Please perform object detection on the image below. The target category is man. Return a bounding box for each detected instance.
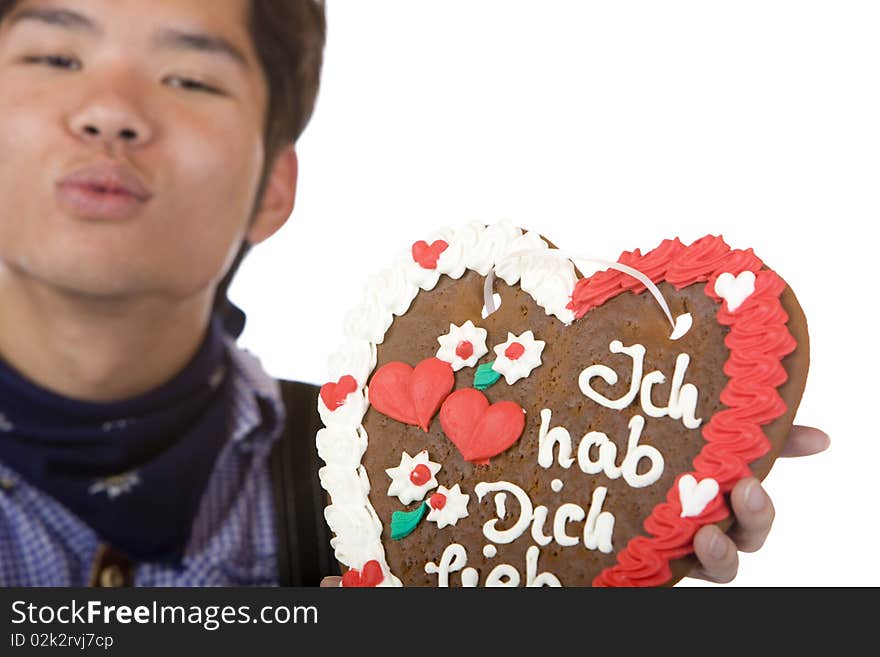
[0,0,328,586]
[0,0,828,587]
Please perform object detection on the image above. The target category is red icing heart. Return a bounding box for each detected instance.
[368,357,454,431]
[439,388,526,464]
[411,240,449,270]
[341,560,383,587]
[320,375,358,410]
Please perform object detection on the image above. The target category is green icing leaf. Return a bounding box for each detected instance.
[474,360,502,390]
[391,502,429,540]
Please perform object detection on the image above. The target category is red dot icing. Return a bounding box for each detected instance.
[429,493,447,510]
[504,342,526,360]
[456,340,474,360]
[409,464,432,486]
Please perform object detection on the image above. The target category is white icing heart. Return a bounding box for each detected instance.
[678,474,719,518]
[714,271,756,312]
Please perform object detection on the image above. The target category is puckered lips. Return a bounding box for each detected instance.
[55,159,153,221]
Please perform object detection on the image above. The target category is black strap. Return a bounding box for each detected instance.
[269,380,339,586]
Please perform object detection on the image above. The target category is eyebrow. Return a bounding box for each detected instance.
[7,7,251,71]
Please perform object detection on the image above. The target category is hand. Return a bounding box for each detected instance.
[688,424,830,583]
[320,576,342,587]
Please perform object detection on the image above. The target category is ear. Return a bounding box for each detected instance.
[246,144,298,245]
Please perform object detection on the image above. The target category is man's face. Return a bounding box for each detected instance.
[0,0,269,302]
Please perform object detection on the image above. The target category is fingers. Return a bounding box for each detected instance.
[727,478,775,552]
[320,576,342,588]
[691,525,739,583]
[780,425,830,458]
[689,478,775,583]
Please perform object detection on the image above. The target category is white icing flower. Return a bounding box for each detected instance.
[426,484,470,529]
[385,450,441,505]
[491,330,546,385]
[436,320,489,371]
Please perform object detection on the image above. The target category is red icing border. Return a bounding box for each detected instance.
[566,235,796,587]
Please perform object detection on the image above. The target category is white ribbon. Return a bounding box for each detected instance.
[483,248,692,341]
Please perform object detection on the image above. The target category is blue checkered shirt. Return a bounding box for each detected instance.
[0,338,286,586]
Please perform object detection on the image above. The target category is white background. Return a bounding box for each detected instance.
[230,1,880,586]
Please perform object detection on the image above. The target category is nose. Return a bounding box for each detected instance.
[67,88,154,151]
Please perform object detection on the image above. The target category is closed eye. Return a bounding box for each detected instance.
[22,54,224,95]
[23,54,79,70]
[164,75,223,95]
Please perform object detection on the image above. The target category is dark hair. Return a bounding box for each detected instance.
[216,0,326,318]
[0,0,327,317]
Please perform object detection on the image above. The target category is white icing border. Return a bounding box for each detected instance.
[318,220,578,586]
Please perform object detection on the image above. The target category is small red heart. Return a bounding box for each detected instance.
[411,240,449,270]
[439,388,525,464]
[368,357,454,431]
[341,560,384,587]
[320,375,358,411]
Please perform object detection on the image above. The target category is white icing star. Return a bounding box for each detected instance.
[425,484,470,529]
[385,450,441,505]
[436,320,489,371]
[491,330,546,385]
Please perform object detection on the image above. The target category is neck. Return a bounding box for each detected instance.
[0,269,215,403]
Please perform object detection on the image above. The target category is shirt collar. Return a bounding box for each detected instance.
[221,333,285,445]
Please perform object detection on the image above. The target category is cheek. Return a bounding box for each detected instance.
[0,68,75,137]
[0,102,56,242]
[159,117,264,272]
[169,117,263,220]
[0,83,55,184]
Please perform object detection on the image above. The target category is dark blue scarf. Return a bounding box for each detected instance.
[0,301,247,565]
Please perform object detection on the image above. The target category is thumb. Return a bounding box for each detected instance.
[320,576,342,588]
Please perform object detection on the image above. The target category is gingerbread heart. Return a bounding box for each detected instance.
[318,221,809,588]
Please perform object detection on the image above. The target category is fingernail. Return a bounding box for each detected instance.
[709,531,727,560]
[745,480,768,512]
